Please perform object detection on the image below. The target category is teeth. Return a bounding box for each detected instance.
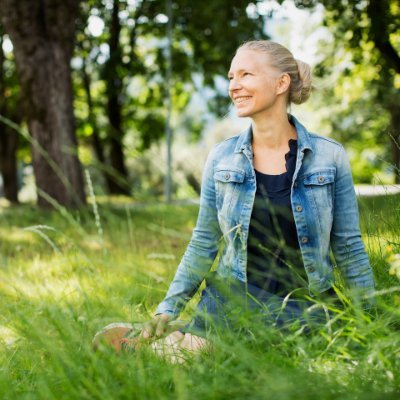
[235,96,251,103]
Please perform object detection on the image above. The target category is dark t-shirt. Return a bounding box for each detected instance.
[246,139,308,295]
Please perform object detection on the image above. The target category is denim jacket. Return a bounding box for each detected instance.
[156,114,375,317]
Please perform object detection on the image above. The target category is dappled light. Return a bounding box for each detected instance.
[0,196,399,397]
[0,0,399,398]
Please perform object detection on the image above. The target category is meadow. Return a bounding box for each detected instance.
[0,193,399,399]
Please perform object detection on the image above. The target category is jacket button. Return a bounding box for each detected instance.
[224,173,230,180]
[318,176,325,183]
[308,266,316,273]
[295,205,302,212]
[301,236,308,243]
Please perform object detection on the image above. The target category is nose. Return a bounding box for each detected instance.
[229,77,242,92]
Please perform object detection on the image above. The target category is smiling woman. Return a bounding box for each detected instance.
[228,41,312,118]
[228,52,284,118]
[94,40,376,362]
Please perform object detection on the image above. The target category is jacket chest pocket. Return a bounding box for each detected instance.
[214,167,245,217]
[303,169,335,210]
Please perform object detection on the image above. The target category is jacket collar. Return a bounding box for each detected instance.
[233,114,314,154]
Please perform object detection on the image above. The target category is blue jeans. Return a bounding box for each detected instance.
[181,272,336,338]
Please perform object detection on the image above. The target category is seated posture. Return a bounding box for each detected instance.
[93,40,375,361]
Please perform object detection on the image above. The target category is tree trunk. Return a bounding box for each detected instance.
[0,29,19,203]
[0,130,19,203]
[0,0,86,209]
[367,0,400,74]
[389,104,400,184]
[80,60,110,180]
[104,0,130,195]
[393,141,400,184]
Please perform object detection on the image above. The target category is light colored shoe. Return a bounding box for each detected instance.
[92,320,188,354]
[92,322,141,353]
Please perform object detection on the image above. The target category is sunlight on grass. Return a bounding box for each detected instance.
[0,325,19,347]
[0,196,399,399]
[0,229,37,244]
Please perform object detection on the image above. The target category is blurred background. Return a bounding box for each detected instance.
[0,0,399,208]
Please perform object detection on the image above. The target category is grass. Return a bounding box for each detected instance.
[0,194,399,399]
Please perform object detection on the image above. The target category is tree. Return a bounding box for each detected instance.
[102,0,136,194]
[0,28,20,203]
[141,0,267,114]
[291,0,400,182]
[72,0,267,196]
[0,0,86,208]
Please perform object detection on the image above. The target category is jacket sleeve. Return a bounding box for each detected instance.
[155,145,222,318]
[330,145,376,306]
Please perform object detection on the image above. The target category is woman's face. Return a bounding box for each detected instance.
[228,49,285,118]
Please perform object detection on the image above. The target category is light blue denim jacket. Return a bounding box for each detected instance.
[156,114,375,317]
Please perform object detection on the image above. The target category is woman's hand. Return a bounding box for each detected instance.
[140,313,172,340]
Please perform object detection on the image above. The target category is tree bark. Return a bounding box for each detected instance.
[0,0,86,208]
[367,0,400,74]
[0,29,19,203]
[81,59,126,194]
[104,0,130,195]
[389,104,400,184]
[0,129,19,203]
[81,60,108,168]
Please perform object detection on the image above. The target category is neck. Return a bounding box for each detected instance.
[251,108,297,149]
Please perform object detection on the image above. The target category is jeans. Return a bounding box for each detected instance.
[181,272,336,338]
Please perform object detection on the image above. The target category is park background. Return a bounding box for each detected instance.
[0,0,400,399]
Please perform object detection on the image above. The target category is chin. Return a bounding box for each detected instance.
[235,108,251,118]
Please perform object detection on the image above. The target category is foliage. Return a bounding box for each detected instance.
[123,118,243,200]
[67,0,270,196]
[289,0,400,183]
[0,194,400,398]
[73,0,267,153]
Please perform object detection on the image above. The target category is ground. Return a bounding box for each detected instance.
[0,194,399,399]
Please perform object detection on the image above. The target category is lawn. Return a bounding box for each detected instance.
[0,194,399,399]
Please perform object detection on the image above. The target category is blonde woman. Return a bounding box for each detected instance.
[93,40,375,360]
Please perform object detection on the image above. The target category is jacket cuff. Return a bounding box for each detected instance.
[155,302,180,319]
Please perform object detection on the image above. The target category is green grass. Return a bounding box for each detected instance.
[0,195,399,399]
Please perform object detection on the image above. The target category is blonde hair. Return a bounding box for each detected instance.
[237,40,313,105]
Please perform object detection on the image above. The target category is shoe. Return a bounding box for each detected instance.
[92,322,142,353]
[92,320,188,354]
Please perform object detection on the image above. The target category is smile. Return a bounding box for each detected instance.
[234,96,252,104]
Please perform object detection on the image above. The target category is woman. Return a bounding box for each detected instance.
[93,40,375,359]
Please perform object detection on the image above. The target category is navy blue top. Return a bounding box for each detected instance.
[246,139,307,295]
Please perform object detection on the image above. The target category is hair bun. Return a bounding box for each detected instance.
[291,59,312,105]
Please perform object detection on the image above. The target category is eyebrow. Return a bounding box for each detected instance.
[227,68,250,77]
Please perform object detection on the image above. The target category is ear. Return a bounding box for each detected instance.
[276,73,291,96]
